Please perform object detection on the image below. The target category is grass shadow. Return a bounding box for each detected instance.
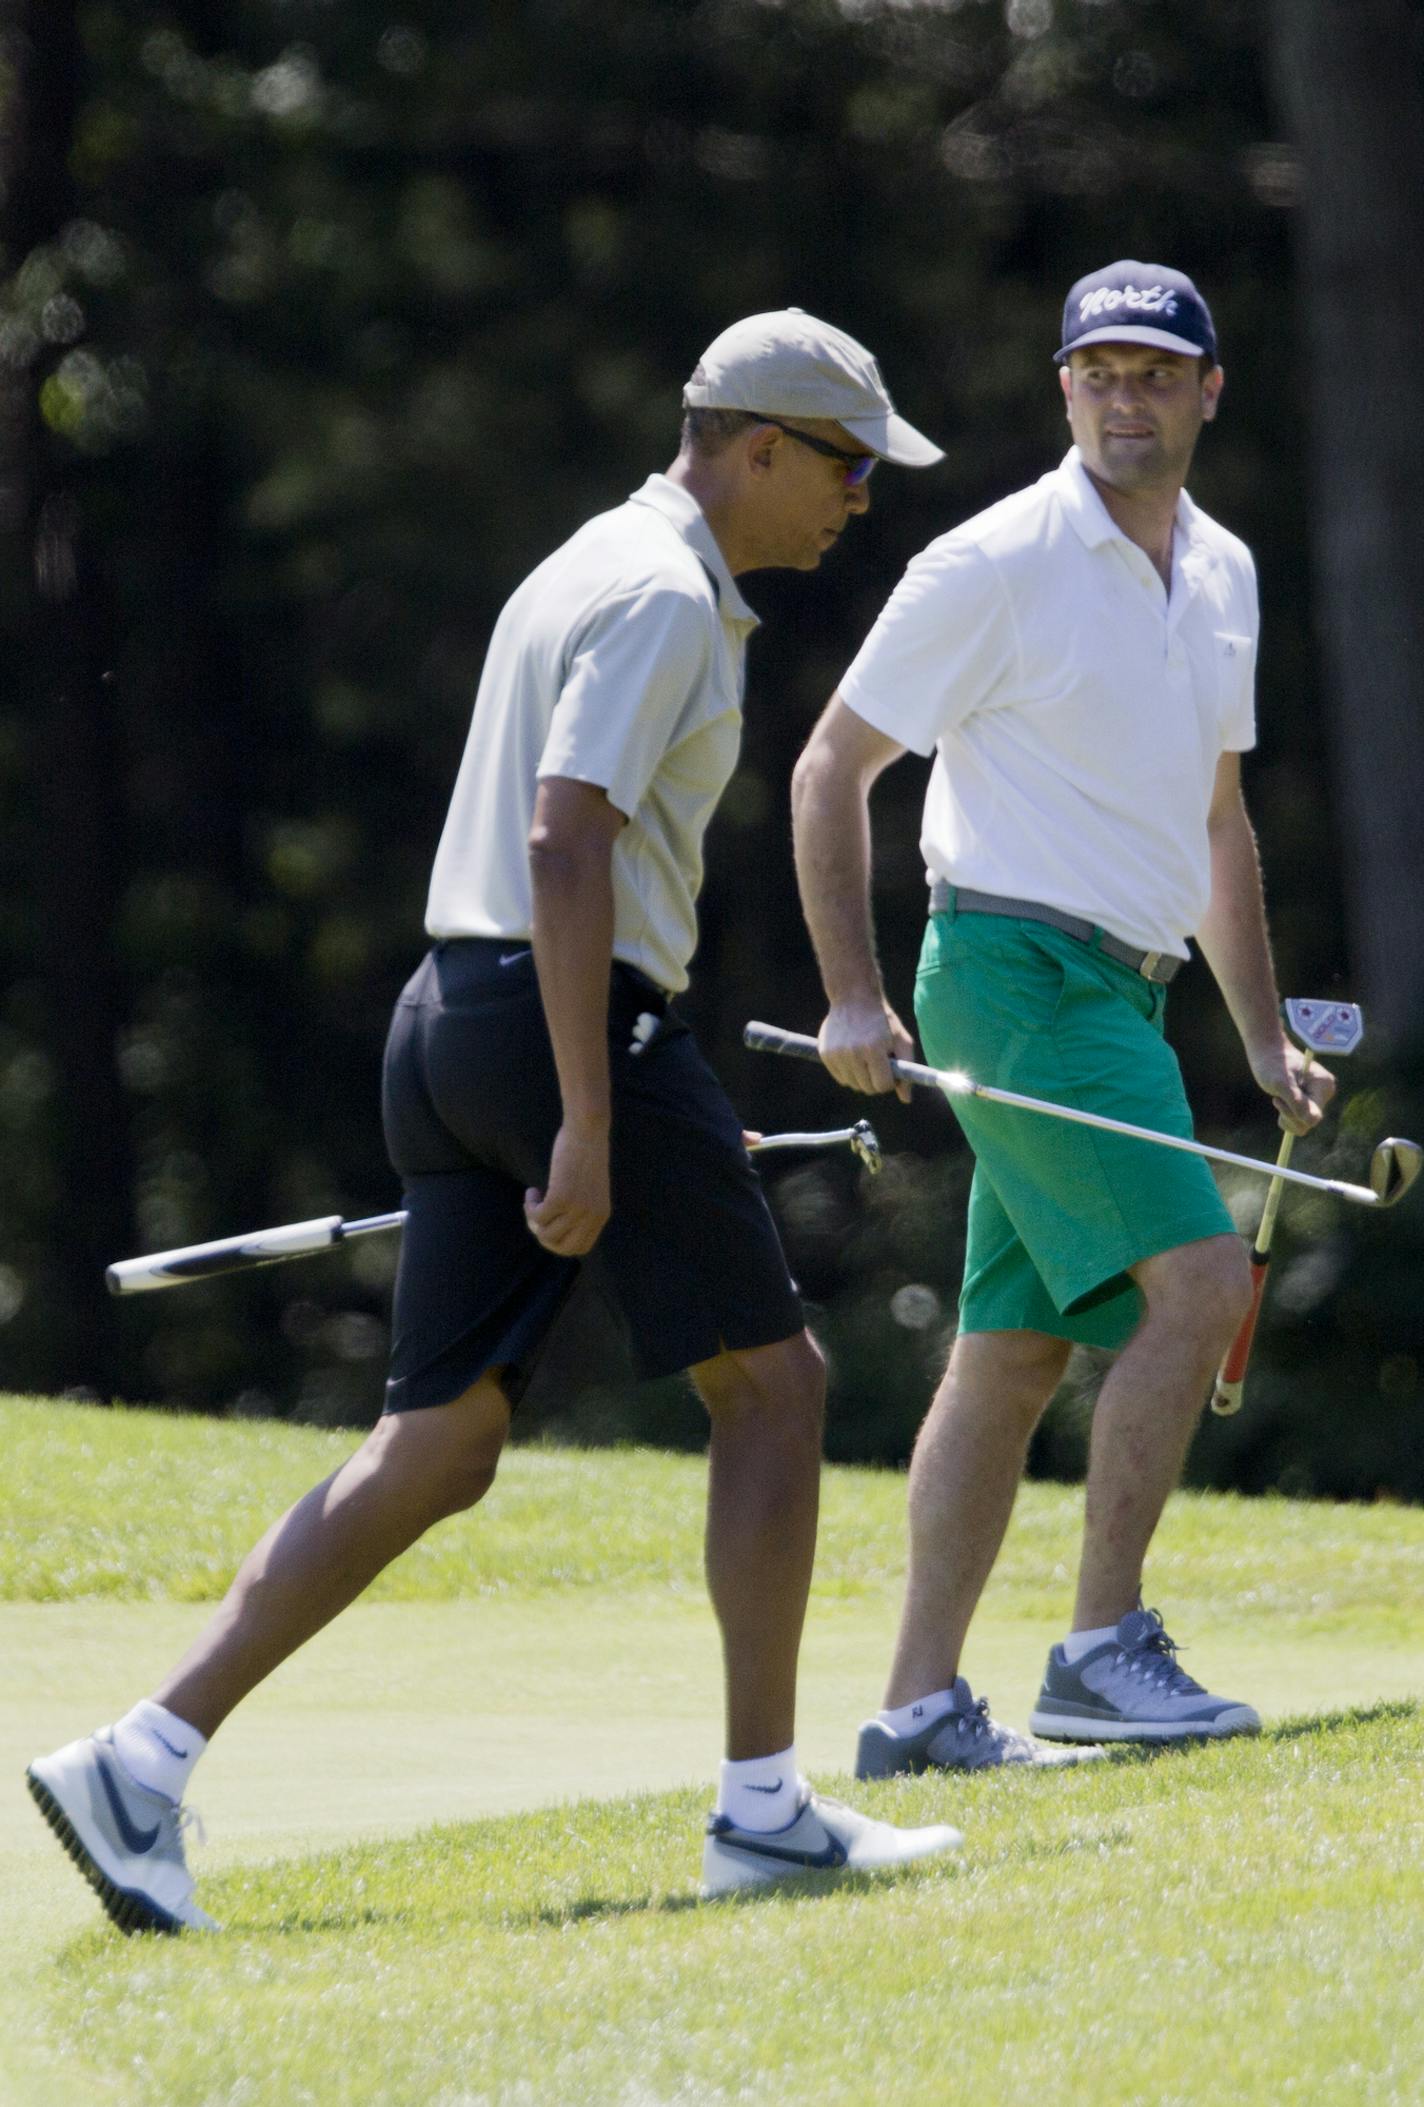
[515,1858,963,1929]
[1264,1697,1418,1742]
[520,1890,703,1927]
[51,1902,417,1956]
[236,1904,417,1937]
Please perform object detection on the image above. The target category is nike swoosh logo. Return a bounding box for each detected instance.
[746,1779,784,1793]
[499,949,531,967]
[152,1729,189,1759]
[726,1832,849,1871]
[96,1756,161,1854]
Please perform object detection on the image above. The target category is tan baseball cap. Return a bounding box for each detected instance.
[683,308,944,468]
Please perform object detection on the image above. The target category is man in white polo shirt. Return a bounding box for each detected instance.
[28,310,963,1926]
[791,263,1334,1772]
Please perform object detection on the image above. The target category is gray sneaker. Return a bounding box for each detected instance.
[701,1789,962,1897]
[856,1676,1104,1777]
[1028,1608,1261,1743]
[26,1727,218,1934]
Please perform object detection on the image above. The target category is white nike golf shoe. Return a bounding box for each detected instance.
[26,1727,218,1934]
[701,1789,962,1897]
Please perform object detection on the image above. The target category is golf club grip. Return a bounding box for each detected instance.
[106,1216,345,1295]
[743,1022,826,1065]
[742,1021,934,1088]
[1210,1258,1269,1416]
[1210,1096,1301,1415]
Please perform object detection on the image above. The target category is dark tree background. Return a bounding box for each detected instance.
[3,0,1423,1496]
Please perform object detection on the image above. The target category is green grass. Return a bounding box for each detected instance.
[7,1393,1424,2104]
[7,1391,1424,1632]
[29,1714,1424,2105]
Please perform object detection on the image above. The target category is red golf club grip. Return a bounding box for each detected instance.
[1210,1256,1269,1415]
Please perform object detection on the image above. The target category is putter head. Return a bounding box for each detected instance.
[1369,1137,1423,1207]
[849,1120,883,1175]
[1284,998,1363,1056]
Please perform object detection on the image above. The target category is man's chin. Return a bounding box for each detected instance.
[1095,441,1177,490]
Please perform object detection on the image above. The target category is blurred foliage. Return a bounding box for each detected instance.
[2,0,1421,1496]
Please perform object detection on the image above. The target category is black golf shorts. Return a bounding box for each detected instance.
[379,939,803,1412]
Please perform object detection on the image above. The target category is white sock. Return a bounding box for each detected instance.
[716,1746,800,1833]
[112,1699,207,1803]
[1061,1624,1119,1665]
[878,1688,958,1736]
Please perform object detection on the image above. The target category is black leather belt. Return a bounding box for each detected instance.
[927,881,1183,985]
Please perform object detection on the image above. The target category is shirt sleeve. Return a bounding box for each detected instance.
[838,537,1017,757]
[1220,553,1259,754]
[538,583,714,819]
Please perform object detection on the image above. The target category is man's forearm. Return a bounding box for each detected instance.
[529,836,616,1130]
[790,743,885,1007]
[1196,803,1287,1062]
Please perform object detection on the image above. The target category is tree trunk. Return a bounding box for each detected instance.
[1265,0,1424,1058]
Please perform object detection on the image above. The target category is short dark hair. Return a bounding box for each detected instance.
[680,406,761,458]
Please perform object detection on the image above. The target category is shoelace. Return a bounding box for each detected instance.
[1119,1612,1207,1696]
[955,1695,1031,1755]
[168,1803,207,1851]
[960,1697,992,1740]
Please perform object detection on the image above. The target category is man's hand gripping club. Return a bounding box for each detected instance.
[817,997,916,1104]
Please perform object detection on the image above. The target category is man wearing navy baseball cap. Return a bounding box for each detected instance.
[791,261,1335,1773]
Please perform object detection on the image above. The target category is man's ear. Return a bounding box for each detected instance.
[1201,363,1225,424]
[744,421,779,477]
[1058,365,1074,421]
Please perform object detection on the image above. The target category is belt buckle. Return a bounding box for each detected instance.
[1138,949,1164,983]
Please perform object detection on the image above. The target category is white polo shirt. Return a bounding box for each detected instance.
[839,448,1259,958]
[425,475,758,994]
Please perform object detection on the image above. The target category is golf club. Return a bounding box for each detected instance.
[749,1119,883,1174]
[743,1021,1422,1213]
[105,1121,883,1295]
[1211,998,1363,1417]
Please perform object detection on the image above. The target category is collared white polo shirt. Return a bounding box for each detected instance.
[839,448,1259,958]
[425,475,758,994]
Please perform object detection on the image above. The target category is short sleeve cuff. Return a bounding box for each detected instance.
[837,671,938,759]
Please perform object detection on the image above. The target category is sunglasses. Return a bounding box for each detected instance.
[756,416,877,486]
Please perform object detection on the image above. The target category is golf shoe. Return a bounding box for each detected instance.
[1029,1607,1260,1743]
[26,1726,217,1934]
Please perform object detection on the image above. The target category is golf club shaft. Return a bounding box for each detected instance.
[1211,1051,1311,1417]
[748,1127,862,1154]
[106,1125,872,1295]
[744,1022,1382,1207]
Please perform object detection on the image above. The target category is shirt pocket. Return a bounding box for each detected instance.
[1212,630,1256,748]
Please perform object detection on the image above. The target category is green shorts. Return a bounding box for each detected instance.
[914,901,1235,1351]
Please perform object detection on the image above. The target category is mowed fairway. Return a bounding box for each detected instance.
[5,1395,1424,2105]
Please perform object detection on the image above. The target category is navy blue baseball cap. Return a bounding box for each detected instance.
[1055,261,1217,365]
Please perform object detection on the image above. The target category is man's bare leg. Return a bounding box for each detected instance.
[881,1329,1071,1708]
[157,1377,513,1739]
[691,1329,825,1761]
[694,1328,965,1888]
[1072,1233,1251,1630]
